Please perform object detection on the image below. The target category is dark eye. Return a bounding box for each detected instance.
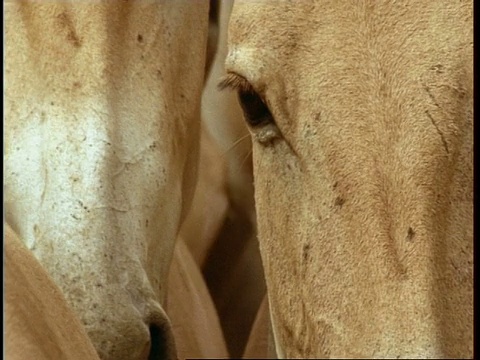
[238,90,274,127]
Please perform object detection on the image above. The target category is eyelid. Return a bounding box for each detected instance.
[217,72,256,94]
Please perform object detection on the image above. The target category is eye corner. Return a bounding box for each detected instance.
[254,124,282,146]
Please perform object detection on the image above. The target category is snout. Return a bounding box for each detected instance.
[84,299,177,360]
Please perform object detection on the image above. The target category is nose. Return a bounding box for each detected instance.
[147,324,176,360]
[144,306,177,360]
[86,300,177,360]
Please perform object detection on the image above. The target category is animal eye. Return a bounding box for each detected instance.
[237,89,274,128]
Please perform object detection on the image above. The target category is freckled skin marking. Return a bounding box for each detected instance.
[334,197,345,207]
[302,243,311,262]
[57,12,81,48]
[68,32,81,47]
[406,227,415,241]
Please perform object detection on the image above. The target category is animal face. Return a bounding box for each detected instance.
[4,2,209,359]
[222,1,473,357]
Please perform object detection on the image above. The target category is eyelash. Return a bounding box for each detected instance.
[217,73,255,94]
[218,73,274,127]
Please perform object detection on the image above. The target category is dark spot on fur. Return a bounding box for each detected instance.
[380,83,387,95]
[50,102,54,106]
[303,243,311,262]
[73,81,81,89]
[333,182,338,189]
[67,30,81,48]
[140,55,144,60]
[335,196,345,207]
[137,34,143,42]
[146,219,149,227]
[315,112,321,121]
[406,227,415,241]
[96,283,103,287]
[57,12,82,47]
[430,64,444,74]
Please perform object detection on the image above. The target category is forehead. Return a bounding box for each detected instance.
[228,1,315,41]
[225,2,319,98]
[225,1,365,90]
[225,1,471,87]
[226,2,309,66]
[226,1,350,58]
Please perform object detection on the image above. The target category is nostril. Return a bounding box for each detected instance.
[148,324,177,360]
[148,325,165,360]
[144,301,177,360]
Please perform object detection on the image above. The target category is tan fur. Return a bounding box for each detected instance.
[167,238,229,359]
[5,224,101,360]
[179,125,229,266]
[243,295,273,359]
[5,2,209,359]
[225,1,473,358]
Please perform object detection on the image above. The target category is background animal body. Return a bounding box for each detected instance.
[225,0,473,358]
[5,224,101,360]
[167,238,229,359]
[182,0,267,356]
[5,1,210,359]
[243,295,274,359]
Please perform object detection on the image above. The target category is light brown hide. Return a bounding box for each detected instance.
[5,224,101,360]
[179,125,229,266]
[243,295,271,359]
[226,0,473,358]
[167,239,229,359]
[4,2,209,359]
